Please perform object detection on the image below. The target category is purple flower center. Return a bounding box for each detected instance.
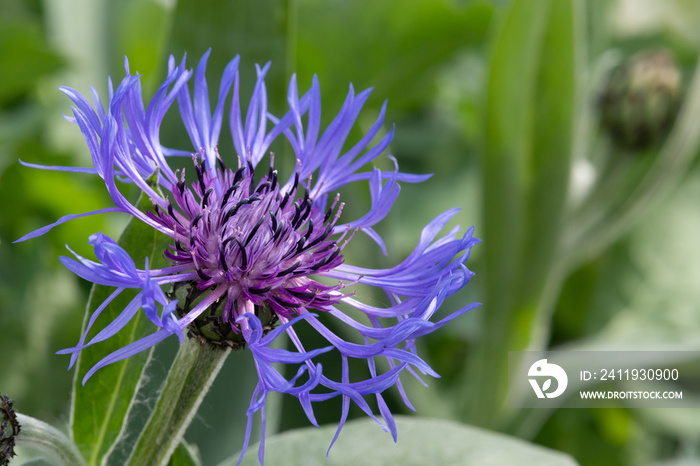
[149,155,348,334]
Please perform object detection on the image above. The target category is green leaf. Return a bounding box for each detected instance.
[15,413,86,466]
[221,416,579,466]
[168,440,202,466]
[70,190,173,465]
[470,0,581,425]
[478,0,551,390]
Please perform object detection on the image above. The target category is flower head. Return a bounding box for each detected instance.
[18,50,479,464]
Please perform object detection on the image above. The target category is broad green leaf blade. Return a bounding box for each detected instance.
[472,0,582,426]
[523,0,579,324]
[221,417,579,466]
[479,0,551,362]
[70,190,173,465]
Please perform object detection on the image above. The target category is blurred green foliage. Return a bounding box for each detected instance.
[3,0,700,465]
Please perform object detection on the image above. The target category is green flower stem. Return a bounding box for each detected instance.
[125,338,231,466]
[15,413,86,466]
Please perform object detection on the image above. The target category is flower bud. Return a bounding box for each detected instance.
[0,394,20,466]
[599,49,681,149]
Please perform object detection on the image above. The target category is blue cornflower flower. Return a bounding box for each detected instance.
[17,50,479,464]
